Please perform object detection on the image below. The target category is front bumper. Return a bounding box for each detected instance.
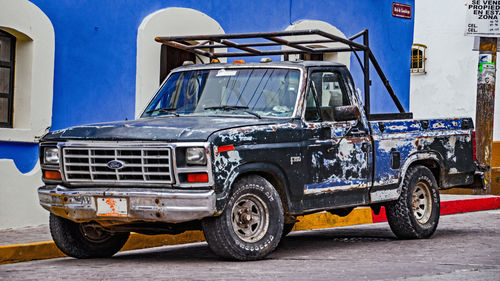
[38,185,216,223]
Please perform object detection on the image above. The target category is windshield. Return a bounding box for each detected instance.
[141,68,300,118]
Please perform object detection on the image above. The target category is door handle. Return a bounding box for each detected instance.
[348,128,366,136]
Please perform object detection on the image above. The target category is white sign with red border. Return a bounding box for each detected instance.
[465,0,500,37]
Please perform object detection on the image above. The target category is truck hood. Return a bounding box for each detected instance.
[41,116,279,142]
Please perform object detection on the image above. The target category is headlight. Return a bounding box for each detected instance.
[44,147,59,164]
[186,147,207,165]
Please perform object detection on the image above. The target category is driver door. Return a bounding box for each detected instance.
[302,69,372,210]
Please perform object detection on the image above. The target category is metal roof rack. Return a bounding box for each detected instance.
[155,29,412,120]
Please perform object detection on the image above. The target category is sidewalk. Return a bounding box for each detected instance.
[1,194,499,265]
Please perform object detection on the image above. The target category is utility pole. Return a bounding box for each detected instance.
[465,1,498,194]
[474,37,496,194]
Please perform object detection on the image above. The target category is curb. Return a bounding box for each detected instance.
[371,196,500,223]
[1,196,499,265]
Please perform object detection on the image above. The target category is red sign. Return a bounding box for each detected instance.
[392,2,412,19]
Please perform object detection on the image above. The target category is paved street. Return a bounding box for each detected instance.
[1,210,499,281]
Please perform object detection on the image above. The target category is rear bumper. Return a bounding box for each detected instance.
[38,185,216,223]
[472,162,490,190]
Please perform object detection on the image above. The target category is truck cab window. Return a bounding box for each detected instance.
[307,71,350,122]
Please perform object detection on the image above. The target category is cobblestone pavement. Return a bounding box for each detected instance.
[0,225,51,246]
[1,210,499,281]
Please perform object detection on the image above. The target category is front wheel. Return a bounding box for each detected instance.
[49,214,130,258]
[386,165,440,239]
[202,175,284,260]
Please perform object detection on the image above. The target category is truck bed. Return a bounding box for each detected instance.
[369,117,475,202]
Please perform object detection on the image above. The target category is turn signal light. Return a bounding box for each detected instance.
[44,170,62,180]
[218,144,235,153]
[233,60,245,64]
[187,173,209,183]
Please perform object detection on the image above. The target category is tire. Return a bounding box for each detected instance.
[49,214,130,259]
[282,223,295,237]
[202,175,284,261]
[386,165,440,239]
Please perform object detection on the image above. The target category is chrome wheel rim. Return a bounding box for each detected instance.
[412,182,432,224]
[231,194,269,243]
[79,223,112,243]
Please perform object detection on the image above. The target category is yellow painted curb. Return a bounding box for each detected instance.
[293,207,373,231]
[0,241,65,265]
[0,207,373,265]
[122,230,205,251]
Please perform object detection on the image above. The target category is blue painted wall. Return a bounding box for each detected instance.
[0,142,39,173]
[3,0,414,173]
[290,0,414,114]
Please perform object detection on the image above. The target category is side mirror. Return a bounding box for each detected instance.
[334,105,361,121]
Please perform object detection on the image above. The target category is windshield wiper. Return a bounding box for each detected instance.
[205,105,249,110]
[146,107,179,116]
[204,105,261,119]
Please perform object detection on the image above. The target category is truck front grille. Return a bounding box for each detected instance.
[62,146,173,184]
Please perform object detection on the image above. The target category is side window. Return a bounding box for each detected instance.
[305,87,320,121]
[307,71,350,122]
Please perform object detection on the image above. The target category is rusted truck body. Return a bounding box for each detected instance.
[37,30,482,261]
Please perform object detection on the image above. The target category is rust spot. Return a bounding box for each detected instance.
[347,138,365,144]
[433,122,445,129]
[236,128,254,133]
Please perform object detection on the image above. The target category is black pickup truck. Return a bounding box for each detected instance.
[37,30,481,261]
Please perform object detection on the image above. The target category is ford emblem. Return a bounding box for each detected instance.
[106,160,125,170]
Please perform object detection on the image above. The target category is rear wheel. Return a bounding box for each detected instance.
[49,214,130,258]
[386,165,440,239]
[202,175,284,260]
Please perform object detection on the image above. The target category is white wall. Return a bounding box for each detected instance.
[135,8,224,117]
[410,0,500,141]
[0,0,54,229]
[0,160,47,229]
[0,0,55,143]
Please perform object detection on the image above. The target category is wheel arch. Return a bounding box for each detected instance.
[398,151,444,192]
[221,162,292,214]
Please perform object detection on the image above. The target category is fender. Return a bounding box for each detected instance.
[214,162,293,214]
[370,151,444,203]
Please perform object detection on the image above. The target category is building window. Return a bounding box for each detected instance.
[0,0,55,142]
[411,43,427,74]
[300,53,324,61]
[284,20,351,69]
[160,45,196,83]
[0,30,16,128]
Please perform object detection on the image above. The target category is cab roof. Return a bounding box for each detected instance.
[172,60,347,72]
